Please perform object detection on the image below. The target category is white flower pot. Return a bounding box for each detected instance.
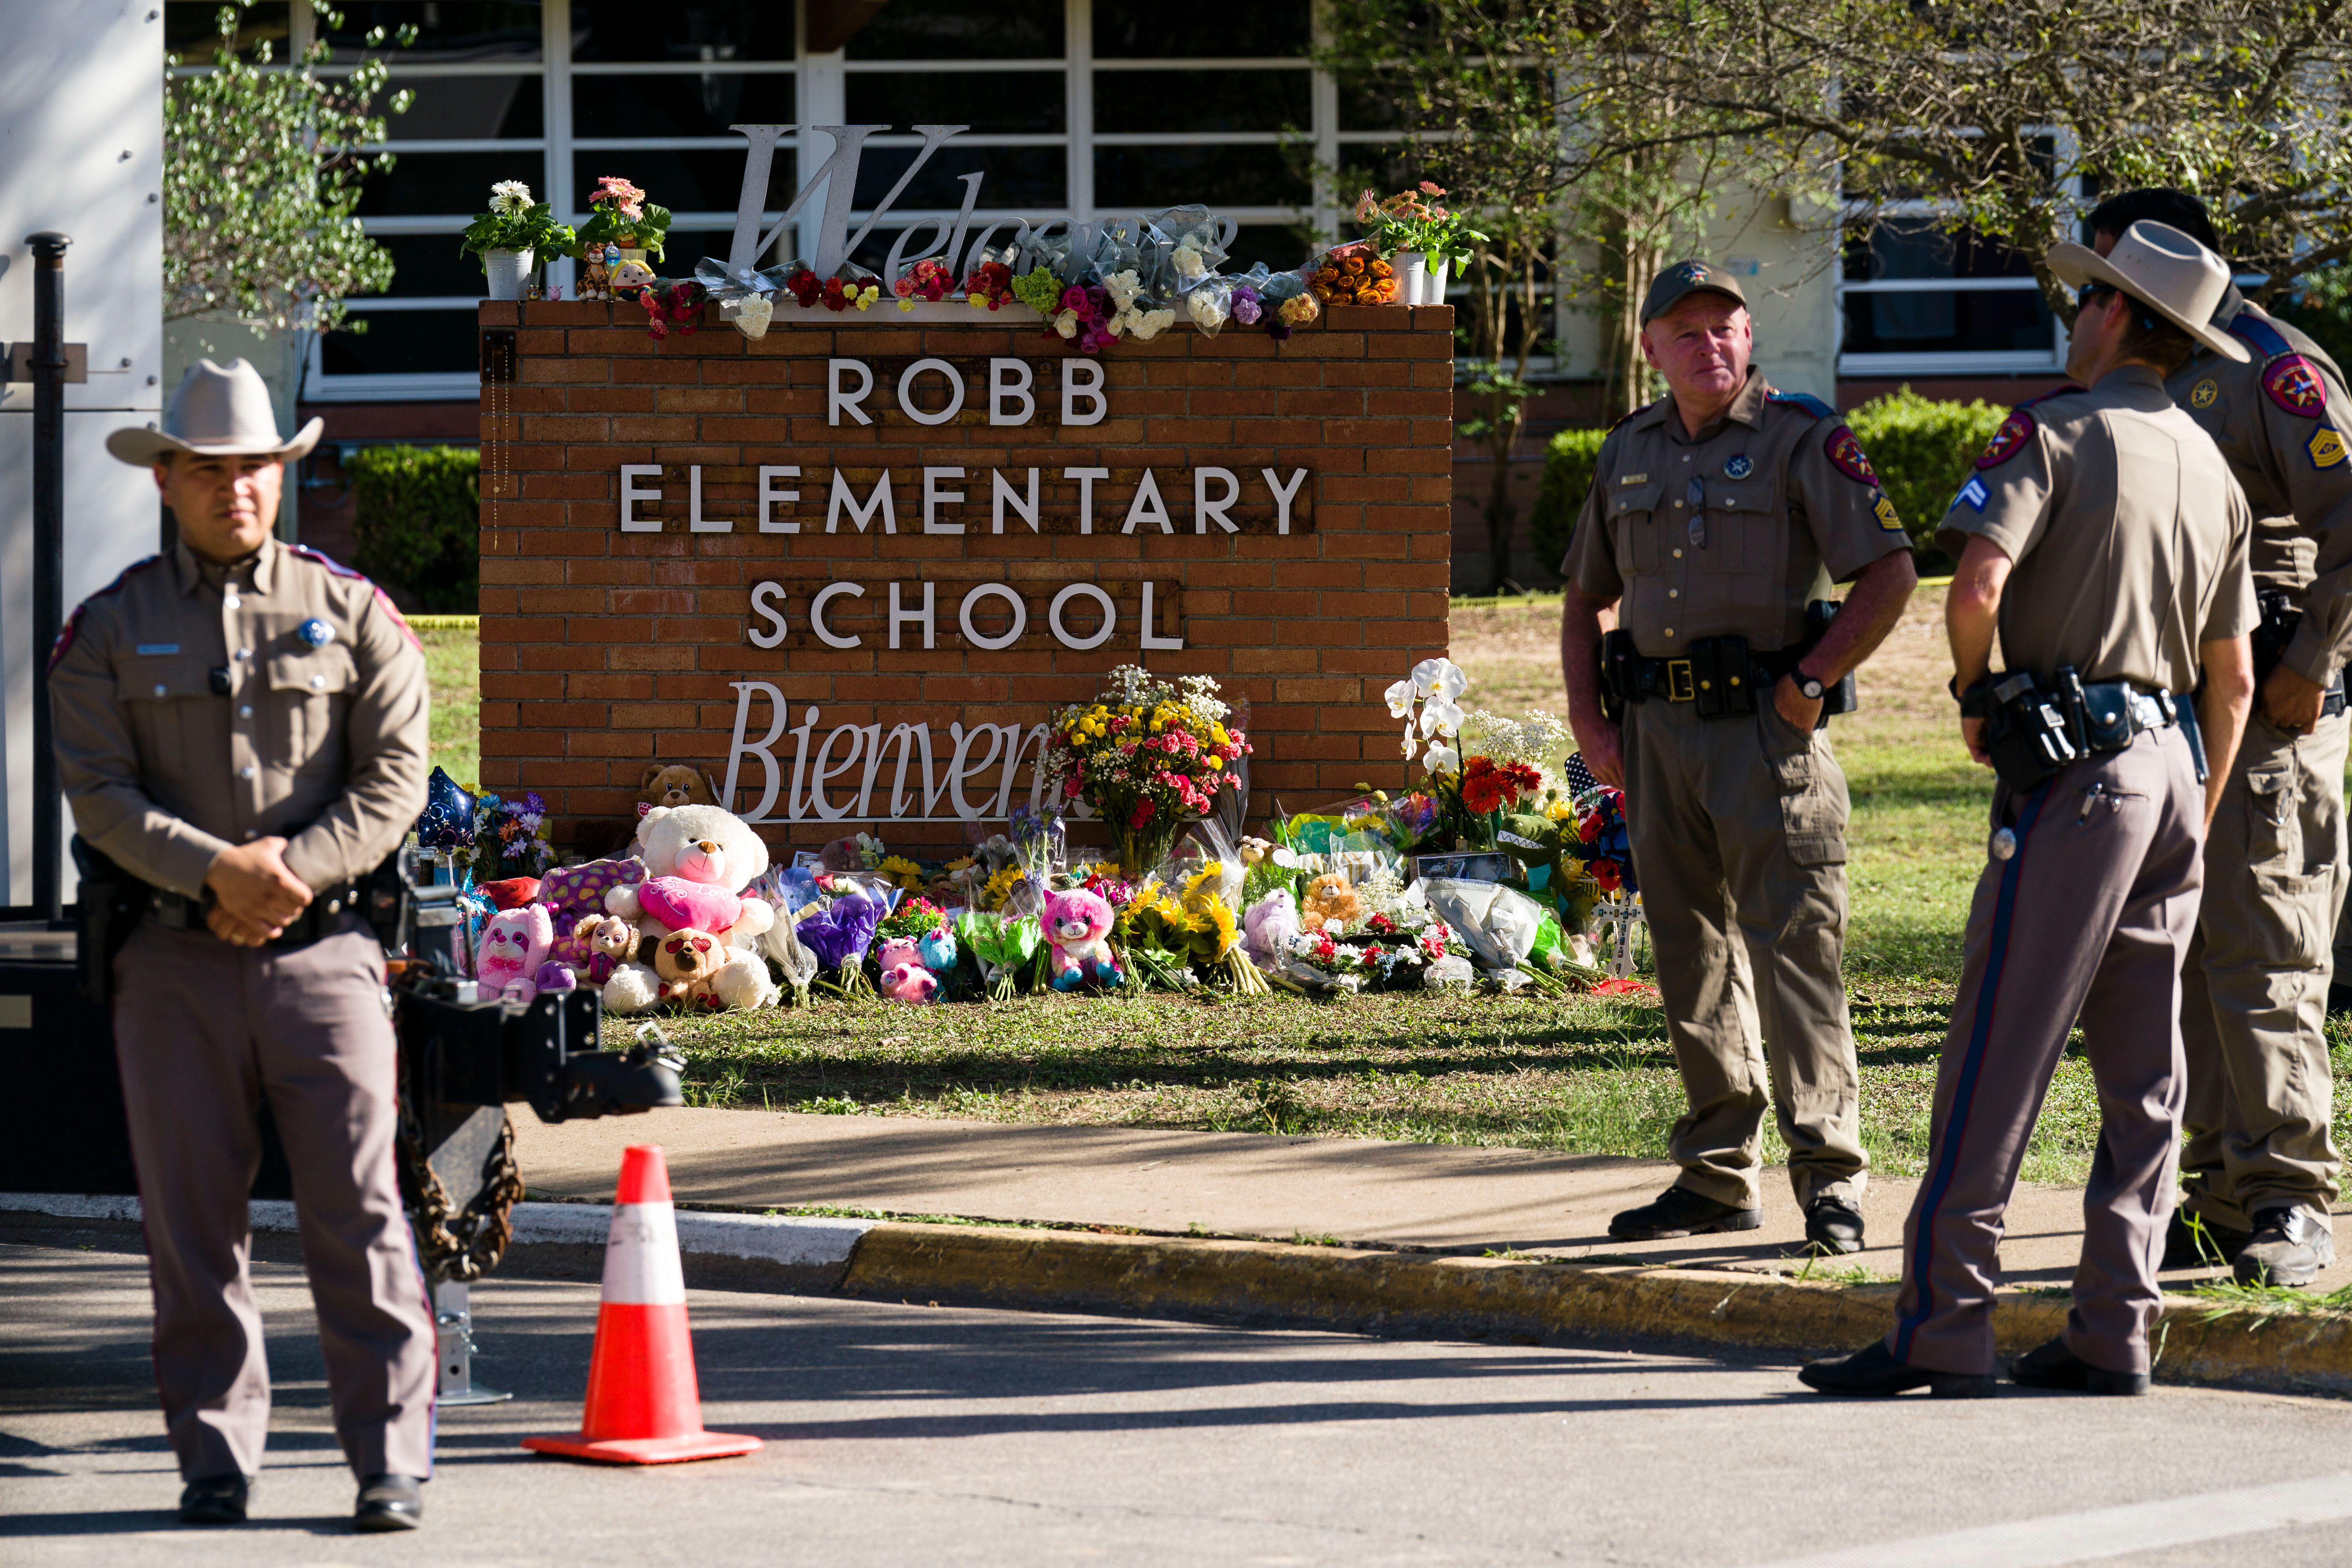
[1422,259,1451,305]
[483,248,533,301]
[1392,250,1427,307]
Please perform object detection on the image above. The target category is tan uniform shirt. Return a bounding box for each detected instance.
[49,537,429,898]
[2167,291,2352,685]
[1936,364,2256,695]
[1563,369,1913,656]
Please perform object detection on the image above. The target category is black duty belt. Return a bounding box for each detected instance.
[148,880,367,949]
[1959,667,2201,792]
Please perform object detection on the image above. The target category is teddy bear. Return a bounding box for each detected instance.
[475,904,554,1004]
[638,764,719,815]
[1243,887,1300,969]
[650,928,729,1011]
[1300,873,1363,933]
[1044,888,1121,991]
[603,804,776,1013]
[877,936,940,1003]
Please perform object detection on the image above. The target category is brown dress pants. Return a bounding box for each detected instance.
[1889,728,2204,1377]
[113,917,436,1481]
[2180,711,2346,1233]
[1622,696,1867,1210]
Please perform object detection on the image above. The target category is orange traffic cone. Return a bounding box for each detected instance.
[523,1145,761,1465]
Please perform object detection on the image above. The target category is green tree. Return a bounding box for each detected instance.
[1601,0,2352,322]
[165,1,412,342]
[1319,1,1754,593]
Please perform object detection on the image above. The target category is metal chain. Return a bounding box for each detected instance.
[395,1099,524,1284]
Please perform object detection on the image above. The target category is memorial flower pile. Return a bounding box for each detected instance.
[894,257,956,309]
[471,789,556,881]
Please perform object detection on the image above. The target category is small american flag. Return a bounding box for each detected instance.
[1561,753,1599,796]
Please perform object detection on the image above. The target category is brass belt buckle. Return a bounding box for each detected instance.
[1666,659,1696,702]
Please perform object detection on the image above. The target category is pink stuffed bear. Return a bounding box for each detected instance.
[1044,888,1122,991]
[476,904,555,1004]
[877,936,940,1003]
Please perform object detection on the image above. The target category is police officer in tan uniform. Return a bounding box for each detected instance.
[1562,262,1920,1254]
[48,361,437,1528]
[2084,191,2352,1287]
[1803,223,2257,1399]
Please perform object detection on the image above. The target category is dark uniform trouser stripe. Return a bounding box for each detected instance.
[1893,785,2050,1363]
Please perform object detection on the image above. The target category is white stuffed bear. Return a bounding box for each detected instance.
[603,804,778,1013]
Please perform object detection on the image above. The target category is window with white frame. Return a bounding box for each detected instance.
[163,0,1364,402]
[1837,207,2065,375]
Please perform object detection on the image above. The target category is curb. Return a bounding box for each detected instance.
[11,1194,2348,1396]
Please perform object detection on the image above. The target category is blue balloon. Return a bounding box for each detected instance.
[416,766,477,849]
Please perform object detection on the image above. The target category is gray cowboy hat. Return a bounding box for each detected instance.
[104,358,325,466]
[2045,221,2250,363]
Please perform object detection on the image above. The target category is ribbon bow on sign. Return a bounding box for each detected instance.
[694,256,795,339]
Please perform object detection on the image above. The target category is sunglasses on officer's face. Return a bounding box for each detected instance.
[2075,282,2120,315]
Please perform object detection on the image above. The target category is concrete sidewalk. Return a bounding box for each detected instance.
[510,1106,2352,1292]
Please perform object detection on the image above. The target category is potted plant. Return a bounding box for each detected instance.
[459,180,575,301]
[577,176,673,267]
[1353,183,1486,304]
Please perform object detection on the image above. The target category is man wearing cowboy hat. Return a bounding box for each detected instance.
[46,359,436,1527]
[1801,223,2257,1398]
[2086,191,2352,1290]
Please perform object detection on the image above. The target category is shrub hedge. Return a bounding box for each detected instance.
[346,445,480,613]
[1525,386,2013,577]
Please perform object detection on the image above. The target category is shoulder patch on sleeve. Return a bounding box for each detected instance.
[2309,424,2347,470]
[2264,354,2329,418]
[1976,407,2038,469]
[1953,475,1990,513]
[1824,425,1880,485]
[1871,490,1906,533]
[1766,390,1836,421]
[2228,312,2296,362]
[287,544,421,651]
[47,554,164,673]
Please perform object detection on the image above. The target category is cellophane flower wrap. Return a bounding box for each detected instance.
[1147,820,1267,994]
[1094,221,1177,341]
[955,909,1043,1002]
[1419,878,1570,995]
[1143,205,1229,293]
[795,885,883,998]
[1042,666,1250,879]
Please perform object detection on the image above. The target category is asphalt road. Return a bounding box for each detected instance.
[9,1239,2352,1567]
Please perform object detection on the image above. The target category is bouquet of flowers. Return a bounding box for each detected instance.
[784,264,883,312]
[1563,779,1637,895]
[1151,821,1267,994]
[796,886,883,998]
[961,250,1018,310]
[1353,182,1487,274]
[1143,206,1229,292]
[577,175,672,262]
[1011,264,1064,313]
[639,278,706,340]
[471,789,555,880]
[458,180,575,265]
[955,908,1044,1001]
[1225,264,1311,342]
[1420,877,1570,995]
[1050,282,1121,354]
[1042,666,1250,877]
[1306,242,1398,306]
[894,257,957,310]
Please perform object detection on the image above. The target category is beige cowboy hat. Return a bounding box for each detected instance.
[2045,221,2249,363]
[104,358,325,466]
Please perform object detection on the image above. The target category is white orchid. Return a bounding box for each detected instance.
[489,179,532,213]
[1423,742,1461,773]
[1383,679,1417,720]
[1411,657,1468,701]
[1423,695,1465,737]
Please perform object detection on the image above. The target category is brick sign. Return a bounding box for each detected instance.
[477,298,1455,849]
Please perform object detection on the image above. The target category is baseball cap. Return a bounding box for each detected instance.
[1640,260,1748,324]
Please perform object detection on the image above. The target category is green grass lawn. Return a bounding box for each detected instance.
[423,593,2352,1188]
[419,626,479,789]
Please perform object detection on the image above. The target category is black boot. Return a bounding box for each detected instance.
[1786,1195,1864,1257]
[1798,1341,1993,1398]
[178,1474,249,1525]
[2007,1335,2148,1396]
[2235,1207,2336,1288]
[2160,1208,2247,1271]
[1608,1185,1762,1241]
[354,1474,425,1533]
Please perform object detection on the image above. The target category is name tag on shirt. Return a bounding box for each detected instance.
[1955,476,1989,513]
[134,643,180,656]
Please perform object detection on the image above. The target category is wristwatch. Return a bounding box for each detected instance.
[1791,670,1826,701]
